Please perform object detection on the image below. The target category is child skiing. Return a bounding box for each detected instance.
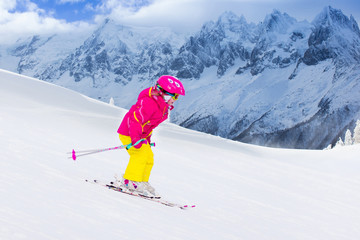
[117,75,185,198]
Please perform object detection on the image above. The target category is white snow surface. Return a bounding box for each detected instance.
[1,69,360,240]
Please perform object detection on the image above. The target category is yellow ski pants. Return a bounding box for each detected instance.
[119,134,154,182]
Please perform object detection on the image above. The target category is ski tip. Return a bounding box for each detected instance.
[181,205,196,209]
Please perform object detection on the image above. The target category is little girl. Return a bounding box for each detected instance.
[117,75,185,198]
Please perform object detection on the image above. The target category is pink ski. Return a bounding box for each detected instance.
[85,179,195,210]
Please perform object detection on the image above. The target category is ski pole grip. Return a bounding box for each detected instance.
[125,139,156,150]
[126,139,146,150]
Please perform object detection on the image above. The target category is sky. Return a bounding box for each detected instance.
[0,0,360,44]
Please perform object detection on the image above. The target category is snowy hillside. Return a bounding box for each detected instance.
[1,69,360,240]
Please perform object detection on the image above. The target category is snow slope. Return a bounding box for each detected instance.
[1,69,360,240]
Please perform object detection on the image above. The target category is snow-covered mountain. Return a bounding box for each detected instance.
[1,6,360,149]
[43,19,185,87]
[1,69,360,240]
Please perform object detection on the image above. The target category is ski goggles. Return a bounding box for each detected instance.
[163,94,179,101]
[164,91,179,101]
[156,84,180,101]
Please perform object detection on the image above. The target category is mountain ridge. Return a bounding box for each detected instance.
[1,5,359,149]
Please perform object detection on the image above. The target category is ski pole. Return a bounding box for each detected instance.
[69,146,126,160]
[69,139,155,161]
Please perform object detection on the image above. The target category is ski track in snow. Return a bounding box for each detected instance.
[1,69,360,240]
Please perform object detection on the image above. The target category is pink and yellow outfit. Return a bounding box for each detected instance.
[117,87,172,182]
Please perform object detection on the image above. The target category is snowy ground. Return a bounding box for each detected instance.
[1,69,360,240]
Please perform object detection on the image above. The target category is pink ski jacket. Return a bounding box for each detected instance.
[117,87,172,143]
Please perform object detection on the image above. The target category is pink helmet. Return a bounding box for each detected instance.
[157,75,185,96]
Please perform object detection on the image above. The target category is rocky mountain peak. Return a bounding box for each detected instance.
[313,6,352,29]
[217,11,247,28]
[311,6,360,38]
[261,9,297,34]
[303,6,360,66]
